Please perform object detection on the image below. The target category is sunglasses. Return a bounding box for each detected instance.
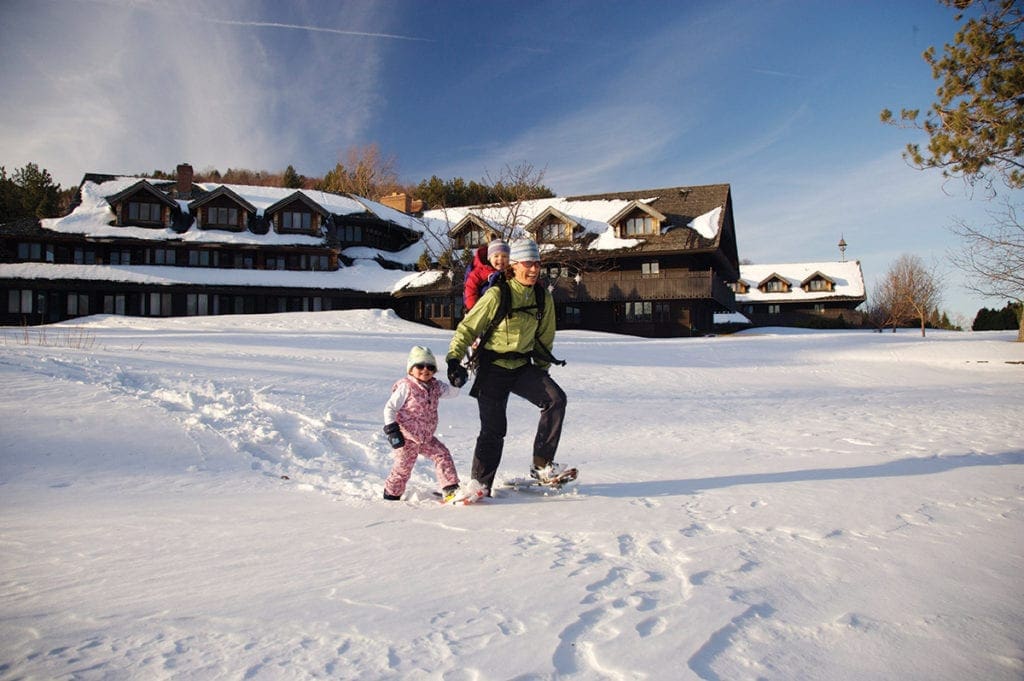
[412,363,437,372]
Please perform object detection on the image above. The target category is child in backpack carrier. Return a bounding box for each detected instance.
[382,346,462,502]
[464,239,510,311]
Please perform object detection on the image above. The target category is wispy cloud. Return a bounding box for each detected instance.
[0,0,396,184]
[197,17,435,43]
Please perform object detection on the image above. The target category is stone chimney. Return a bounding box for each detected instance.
[176,163,194,199]
[380,192,411,214]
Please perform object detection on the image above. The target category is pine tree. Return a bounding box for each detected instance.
[881,0,1023,189]
[0,162,64,221]
[282,165,304,189]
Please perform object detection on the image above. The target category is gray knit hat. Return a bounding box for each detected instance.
[509,238,540,263]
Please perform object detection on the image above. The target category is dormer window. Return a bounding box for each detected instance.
[758,274,791,293]
[282,210,312,231]
[539,221,571,242]
[801,273,835,293]
[461,227,489,248]
[207,206,240,229]
[128,201,163,224]
[621,215,656,236]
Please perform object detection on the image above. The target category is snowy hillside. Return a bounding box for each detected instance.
[1,312,1022,680]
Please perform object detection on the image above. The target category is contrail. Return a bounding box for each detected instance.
[205,17,435,43]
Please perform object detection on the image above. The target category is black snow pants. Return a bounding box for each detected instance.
[471,362,566,491]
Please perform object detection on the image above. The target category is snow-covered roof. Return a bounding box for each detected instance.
[736,261,865,302]
[41,178,423,248]
[421,192,724,252]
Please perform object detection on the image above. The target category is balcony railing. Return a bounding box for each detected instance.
[550,269,735,307]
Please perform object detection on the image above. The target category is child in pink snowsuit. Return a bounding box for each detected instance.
[382,346,461,500]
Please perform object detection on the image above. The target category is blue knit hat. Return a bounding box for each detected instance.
[509,238,540,263]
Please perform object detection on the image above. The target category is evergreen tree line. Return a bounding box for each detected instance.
[971,302,1022,331]
[0,163,77,222]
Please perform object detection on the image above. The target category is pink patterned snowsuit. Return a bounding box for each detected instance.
[383,376,460,497]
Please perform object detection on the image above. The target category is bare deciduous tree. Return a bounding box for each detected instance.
[318,144,402,199]
[878,254,944,337]
[949,199,1024,341]
[480,162,550,239]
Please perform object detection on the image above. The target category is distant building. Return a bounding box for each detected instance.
[1,165,866,335]
[732,261,866,328]
[0,165,424,325]
[395,184,740,337]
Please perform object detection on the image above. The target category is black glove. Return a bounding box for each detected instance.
[447,357,468,388]
[383,422,405,449]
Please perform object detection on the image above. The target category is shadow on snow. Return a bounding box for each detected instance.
[582,451,1024,498]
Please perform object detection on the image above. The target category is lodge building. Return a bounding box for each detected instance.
[1,165,866,335]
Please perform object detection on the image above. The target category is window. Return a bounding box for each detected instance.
[624,301,653,322]
[151,248,176,265]
[621,215,656,237]
[641,261,660,277]
[8,289,33,313]
[564,306,582,324]
[282,211,311,231]
[109,250,131,265]
[814,303,826,313]
[312,255,329,271]
[207,206,240,228]
[186,293,209,316]
[147,292,172,316]
[188,250,215,267]
[545,266,569,280]
[128,201,162,223]
[464,228,487,247]
[768,304,781,315]
[654,302,670,322]
[425,296,451,319]
[540,222,569,242]
[17,243,42,260]
[807,278,830,292]
[339,224,362,243]
[68,293,91,317]
[764,279,787,293]
[103,295,126,315]
[265,256,286,270]
[73,248,96,265]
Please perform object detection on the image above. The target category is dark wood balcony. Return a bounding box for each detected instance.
[550,269,735,308]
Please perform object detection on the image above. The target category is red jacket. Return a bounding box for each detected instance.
[463,245,500,310]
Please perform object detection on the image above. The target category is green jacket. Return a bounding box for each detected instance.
[447,278,556,371]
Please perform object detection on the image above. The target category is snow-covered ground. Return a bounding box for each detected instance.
[1,312,1021,680]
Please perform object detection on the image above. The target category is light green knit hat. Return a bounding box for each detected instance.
[406,345,437,371]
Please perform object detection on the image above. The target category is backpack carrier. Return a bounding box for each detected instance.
[466,277,566,373]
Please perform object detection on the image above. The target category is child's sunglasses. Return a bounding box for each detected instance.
[412,363,437,372]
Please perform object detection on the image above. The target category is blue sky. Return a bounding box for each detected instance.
[0,0,1010,321]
